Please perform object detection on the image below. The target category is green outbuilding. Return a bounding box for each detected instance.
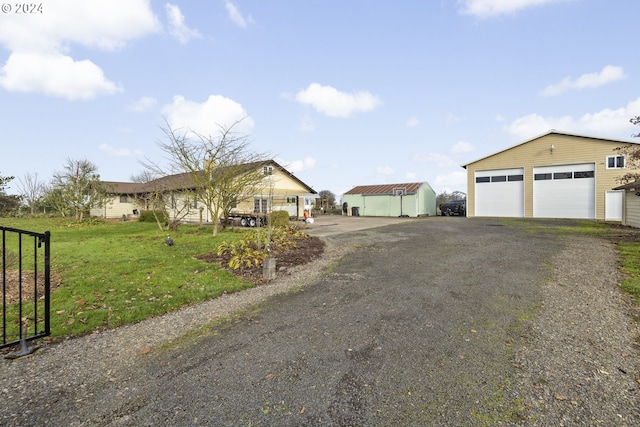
[342,182,436,217]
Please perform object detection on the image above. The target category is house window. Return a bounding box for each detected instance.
[607,155,625,169]
[119,195,129,203]
[254,198,268,213]
[263,166,273,175]
[286,197,296,204]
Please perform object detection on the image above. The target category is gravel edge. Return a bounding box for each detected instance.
[515,235,640,425]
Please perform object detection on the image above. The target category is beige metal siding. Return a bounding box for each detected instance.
[624,191,640,227]
[466,133,634,220]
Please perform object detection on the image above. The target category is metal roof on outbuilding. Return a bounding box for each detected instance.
[344,182,424,195]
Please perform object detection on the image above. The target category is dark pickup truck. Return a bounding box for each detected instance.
[439,200,466,216]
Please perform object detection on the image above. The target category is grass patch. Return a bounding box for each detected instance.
[617,243,640,303]
[1,217,254,339]
[500,218,640,303]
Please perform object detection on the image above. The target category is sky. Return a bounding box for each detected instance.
[1,0,639,199]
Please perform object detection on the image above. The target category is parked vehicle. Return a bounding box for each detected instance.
[439,200,466,216]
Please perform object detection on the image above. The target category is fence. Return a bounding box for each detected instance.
[1,226,50,350]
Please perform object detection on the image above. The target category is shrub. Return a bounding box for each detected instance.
[269,210,290,228]
[138,210,167,223]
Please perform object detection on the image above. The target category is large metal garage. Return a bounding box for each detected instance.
[463,131,637,220]
[532,163,595,219]
[474,168,524,217]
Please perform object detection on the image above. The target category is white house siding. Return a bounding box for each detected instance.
[91,196,141,219]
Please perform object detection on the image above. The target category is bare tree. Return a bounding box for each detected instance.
[49,158,105,221]
[147,119,268,236]
[615,116,640,184]
[17,172,45,215]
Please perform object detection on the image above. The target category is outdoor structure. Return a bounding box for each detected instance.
[90,160,318,223]
[613,181,640,228]
[342,182,436,217]
[462,130,639,220]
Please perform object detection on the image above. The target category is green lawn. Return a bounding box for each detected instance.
[3,217,640,343]
[1,217,253,339]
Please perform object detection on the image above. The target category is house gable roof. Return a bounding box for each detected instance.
[462,129,640,169]
[344,182,425,196]
[102,160,317,195]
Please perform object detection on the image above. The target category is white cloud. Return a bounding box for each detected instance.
[0,51,122,99]
[504,96,640,141]
[435,171,467,190]
[224,1,255,28]
[295,83,382,118]
[540,65,626,97]
[376,166,395,176]
[127,96,157,112]
[0,0,160,99]
[281,157,316,173]
[406,116,420,127]
[444,113,464,124]
[450,141,475,154]
[298,114,316,132]
[459,0,570,18]
[99,143,143,157]
[412,141,476,167]
[413,152,458,167]
[162,94,254,137]
[165,3,202,44]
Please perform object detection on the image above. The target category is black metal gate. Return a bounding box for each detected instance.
[1,226,50,350]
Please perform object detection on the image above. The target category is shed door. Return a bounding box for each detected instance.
[474,168,524,217]
[533,164,595,219]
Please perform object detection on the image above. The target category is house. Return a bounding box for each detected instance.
[342,182,436,217]
[90,160,318,223]
[462,130,640,220]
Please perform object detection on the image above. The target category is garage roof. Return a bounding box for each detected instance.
[344,182,423,195]
[461,129,640,169]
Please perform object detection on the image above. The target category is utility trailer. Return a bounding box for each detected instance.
[225,212,267,227]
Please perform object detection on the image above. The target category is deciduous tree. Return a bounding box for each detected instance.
[48,158,105,221]
[615,116,640,184]
[146,119,268,236]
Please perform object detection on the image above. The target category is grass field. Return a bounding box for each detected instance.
[2,217,639,345]
[1,217,253,340]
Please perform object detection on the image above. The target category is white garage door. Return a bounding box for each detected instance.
[475,168,524,217]
[533,164,595,219]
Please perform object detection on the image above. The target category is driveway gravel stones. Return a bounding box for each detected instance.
[1,217,639,426]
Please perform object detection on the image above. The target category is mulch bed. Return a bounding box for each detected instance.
[1,271,61,305]
[195,235,326,285]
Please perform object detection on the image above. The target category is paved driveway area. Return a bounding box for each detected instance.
[3,216,638,426]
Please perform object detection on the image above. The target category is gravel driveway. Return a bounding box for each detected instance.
[1,217,639,426]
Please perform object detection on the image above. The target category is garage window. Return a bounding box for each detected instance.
[476,176,490,183]
[534,173,552,180]
[508,174,523,181]
[491,175,507,182]
[574,171,595,179]
[554,172,572,179]
[607,155,625,169]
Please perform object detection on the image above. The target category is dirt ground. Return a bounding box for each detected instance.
[195,233,326,284]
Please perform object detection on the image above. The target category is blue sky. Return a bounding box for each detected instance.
[1,0,639,199]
